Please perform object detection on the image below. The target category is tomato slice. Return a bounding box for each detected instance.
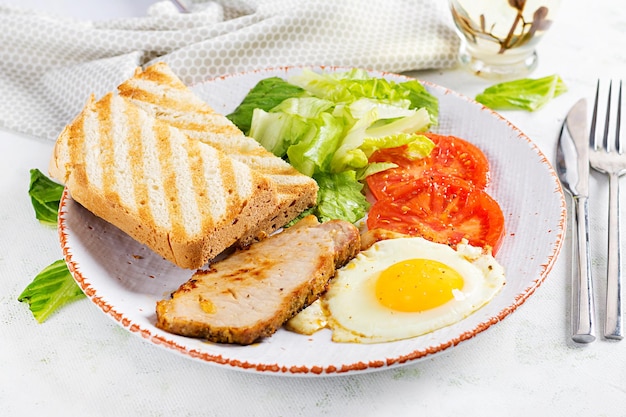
[366,175,505,254]
[367,133,490,200]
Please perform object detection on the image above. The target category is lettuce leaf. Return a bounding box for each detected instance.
[249,109,312,157]
[226,77,307,134]
[330,107,431,173]
[18,259,85,323]
[289,69,439,124]
[29,168,64,226]
[313,171,369,224]
[400,79,440,125]
[272,96,334,118]
[360,132,435,160]
[286,112,344,176]
[475,74,567,111]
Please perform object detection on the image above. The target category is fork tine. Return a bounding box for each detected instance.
[603,80,613,152]
[590,79,601,151]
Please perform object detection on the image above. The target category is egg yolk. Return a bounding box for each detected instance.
[375,258,464,312]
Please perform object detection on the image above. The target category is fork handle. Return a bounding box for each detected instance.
[572,196,596,343]
[604,173,623,340]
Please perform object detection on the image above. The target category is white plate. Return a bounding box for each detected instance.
[58,67,566,376]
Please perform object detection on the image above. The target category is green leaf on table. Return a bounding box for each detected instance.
[475,74,567,111]
[28,168,64,226]
[18,259,85,323]
[23,170,83,323]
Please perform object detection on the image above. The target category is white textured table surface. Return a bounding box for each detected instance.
[2,1,626,416]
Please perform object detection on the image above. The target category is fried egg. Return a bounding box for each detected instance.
[286,237,505,343]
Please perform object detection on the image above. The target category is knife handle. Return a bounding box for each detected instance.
[572,196,596,343]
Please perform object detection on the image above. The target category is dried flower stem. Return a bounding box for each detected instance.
[499,9,524,53]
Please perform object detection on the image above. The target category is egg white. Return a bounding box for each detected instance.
[287,237,505,343]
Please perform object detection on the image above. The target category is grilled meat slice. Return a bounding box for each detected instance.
[155,215,361,345]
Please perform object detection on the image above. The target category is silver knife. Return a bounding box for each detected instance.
[556,98,596,343]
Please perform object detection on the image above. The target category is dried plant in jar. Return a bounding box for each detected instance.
[451,0,553,54]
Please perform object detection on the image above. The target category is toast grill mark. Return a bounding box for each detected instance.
[98,97,116,208]
[155,119,187,238]
[124,97,154,232]
[137,107,171,232]
[103,95,140,222]
[183,139,212,236]
[213,144,240,224]
[80,105,99,193]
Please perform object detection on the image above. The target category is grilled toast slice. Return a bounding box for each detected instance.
[155,215,361,345]
[117,62,318,245]
[49,93,278,269]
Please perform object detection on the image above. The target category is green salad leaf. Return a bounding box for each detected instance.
[226,77,307,134]
[29,168,64,226]
[288,69,439,124]
[18,259,85,323]
[228,69,439,223]
[329,105,432,174]
[475,74,567,111]
[313,171,369,224]
[360,132,434,160]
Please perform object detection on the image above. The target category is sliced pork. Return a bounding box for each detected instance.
[155,215,361,345]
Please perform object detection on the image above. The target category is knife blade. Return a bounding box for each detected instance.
[556,98,595,343]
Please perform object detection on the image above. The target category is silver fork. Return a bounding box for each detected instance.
[589,79,626,340]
